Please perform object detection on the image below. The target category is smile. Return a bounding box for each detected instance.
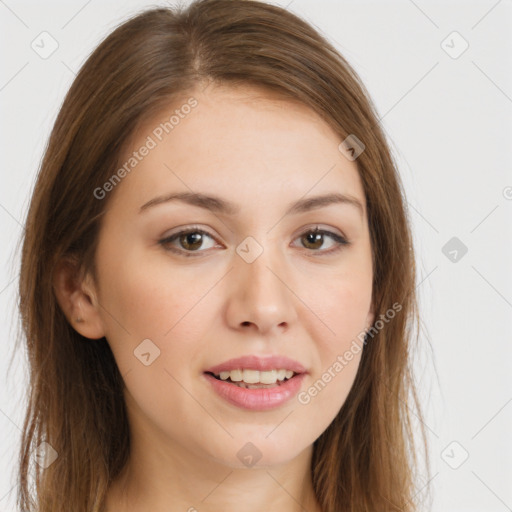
[208,368,297,387]
[203,371,306,410]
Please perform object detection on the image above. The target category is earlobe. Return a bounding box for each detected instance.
[365,304,375,332]
[53,258,106,340]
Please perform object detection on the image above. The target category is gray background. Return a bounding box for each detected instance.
[1,0,511,510]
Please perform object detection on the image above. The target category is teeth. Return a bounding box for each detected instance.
[243,369,260,383]
[222,369,242,381]
[216,368,296,384]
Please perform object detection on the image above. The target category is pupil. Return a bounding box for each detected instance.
[182,232,202,250]
[305,232,322,249]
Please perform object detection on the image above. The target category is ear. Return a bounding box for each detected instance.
[365,302,375,332]
[53,257,106,340]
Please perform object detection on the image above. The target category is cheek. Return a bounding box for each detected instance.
[98,249,208,335]
[296,267,371,416]
[306,267,372,351]
[95,248,216,378]
[297,280,367,425]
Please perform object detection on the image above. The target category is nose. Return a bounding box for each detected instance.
[225,245,298,336]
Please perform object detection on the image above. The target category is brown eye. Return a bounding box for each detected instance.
[301,230,324,250]
[159,225,349,258]
[178,232,204,251]
[159,228,218,256]
[294,227,349,254]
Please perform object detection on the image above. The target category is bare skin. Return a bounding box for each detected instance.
[54,83,374,512]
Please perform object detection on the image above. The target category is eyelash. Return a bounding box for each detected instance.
[158,225,350,258]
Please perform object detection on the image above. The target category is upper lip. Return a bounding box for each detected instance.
[204,355,307,375]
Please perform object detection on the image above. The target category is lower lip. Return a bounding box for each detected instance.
[203,372,306,411]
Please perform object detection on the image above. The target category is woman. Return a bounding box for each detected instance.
[16,0,428,510]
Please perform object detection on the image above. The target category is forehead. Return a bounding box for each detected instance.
[139,83,338,146]
[108,84,365,215]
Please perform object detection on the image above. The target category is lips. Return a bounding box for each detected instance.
[203,371,306,411]
[202,355,308,410]
[204,354,307,375]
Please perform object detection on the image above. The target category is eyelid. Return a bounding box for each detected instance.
[159,224,216,241]
[293,224,347,241]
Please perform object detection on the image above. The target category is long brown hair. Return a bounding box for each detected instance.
[15,1,429,510]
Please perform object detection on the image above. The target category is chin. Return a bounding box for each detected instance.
[204,434,311,470]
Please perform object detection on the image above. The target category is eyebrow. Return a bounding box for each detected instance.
[139,191,364,217]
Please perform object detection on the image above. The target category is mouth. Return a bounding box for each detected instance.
[204,369,299,389]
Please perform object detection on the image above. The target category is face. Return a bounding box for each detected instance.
[89,84,374,469]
